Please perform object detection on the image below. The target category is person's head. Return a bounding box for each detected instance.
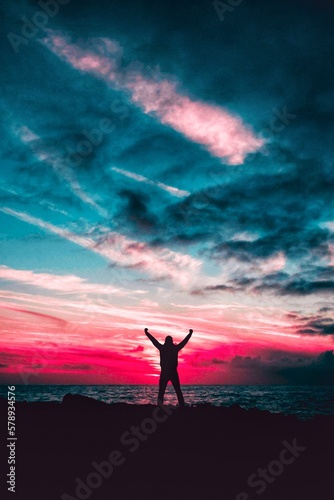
[165,335,174,345]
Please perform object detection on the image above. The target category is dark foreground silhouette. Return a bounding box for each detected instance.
[144,327,193,406]
[1,395,333,500]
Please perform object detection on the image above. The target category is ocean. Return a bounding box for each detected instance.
[1,384,334,420]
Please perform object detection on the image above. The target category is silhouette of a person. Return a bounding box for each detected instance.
[144,328,193,406]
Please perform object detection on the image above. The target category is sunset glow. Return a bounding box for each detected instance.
[1,0,333,385]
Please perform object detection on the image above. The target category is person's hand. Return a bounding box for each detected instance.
[144,328,148,333]
[189,329,193,334]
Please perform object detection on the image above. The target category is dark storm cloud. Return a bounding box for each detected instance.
[212,358,227,365]
[214,350,334,385]
[319,306,334,313]
[278,280,334,296]
[195,273,334,305]
[61,363,93,371]
[231,355,262,368]
[169,157,334,256]
[299,317,334,336]
[288,310,334,339]
[178,159,334,300]
[191,286,233,297]
[116,188,159,233]
[249,270,334,296]
[278,350,334,385]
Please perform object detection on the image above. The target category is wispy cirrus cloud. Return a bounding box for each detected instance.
[43,33,265,165]
[13,125,107,216]
[196,251,287,294]
[111,167,190,198]
[0,302,67,326]
[0,265,125,295]
[94,233,202,286]
[0,208,202,287]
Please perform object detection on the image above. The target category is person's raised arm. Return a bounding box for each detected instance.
[177,329,193,350]
[144,328,161,349]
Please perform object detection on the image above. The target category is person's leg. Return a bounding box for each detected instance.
[158,372,169,405]
[171,371,185,407]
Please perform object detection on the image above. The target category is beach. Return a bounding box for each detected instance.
[1,393,333,500]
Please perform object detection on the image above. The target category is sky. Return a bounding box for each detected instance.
[0,0,334,385]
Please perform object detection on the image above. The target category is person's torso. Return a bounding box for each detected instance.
[159,344,178,371]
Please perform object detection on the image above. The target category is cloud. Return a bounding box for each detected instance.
[95,232,202,286]
[279,280,334,296]
[115,188,159,233]
[278,350,334,385]
[13,125,107,216]
[231,355,263,368]
[219,350,334,384]
[130,345,144,353]
[0,302,67,325]
[0,265,125,296]
[0,208,202,287]
[43,32,265,164]
[254,279,334,297]
[111,166,190,198]
[61,363,93,371]
[192,252,286,295]
[298,316,334,336]
[212,358,227,365]
[126,76,265,165]
[319,306,334,313]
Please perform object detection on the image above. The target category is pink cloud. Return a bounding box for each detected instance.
[257,252,286,274]
[0,302,67,325]
[0,209,202,287]
[0,265,126,295]
[95,233,202,287]
[43,33,265,165]
[127,78,264,165]
[0,283,332,384]
[328,244,334,265]
[48,35,121,78]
